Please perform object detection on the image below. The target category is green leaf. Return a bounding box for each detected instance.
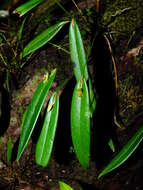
[69,19,88,81]
[108,138,115,152]
[35,92,59,167]
[13,0,44,17]
[7,138,13,164]
[59,181,73,190]
[17,69,56,161]
[88,78,96,116]
[21,21,68,59]
[69,19,96,116]
[17,17,27,48]
[71,78,90,169]
[98,125,143,178]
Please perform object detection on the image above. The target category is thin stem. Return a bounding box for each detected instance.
[87,36,96,60]
[48,42,70,54]
[0,52,7,66]
[55,0,71,17]
[6,70,10,92]
[20,50,37,68]
[71,0,87,22]
[71,0,82,14]
[104,35,121,129]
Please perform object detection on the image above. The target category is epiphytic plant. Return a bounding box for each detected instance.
[15,0,96,169]
[16,18,96,169]
[11,0,143,180]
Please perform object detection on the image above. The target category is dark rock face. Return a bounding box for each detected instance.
[102,0,143,56]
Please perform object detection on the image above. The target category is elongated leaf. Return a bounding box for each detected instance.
[59,181,73,190]
[69,19,88,81]
[88,78,96,116]
[35,92,59,167]
[98,125,143,178]
[69,19,96,116]
[13,0,44,17]
[17,69,56,160]
[71,78,90,169]
[17,17,27,47]
[108,138,115,152]
[21,21,69,58]
[7,138,13,164]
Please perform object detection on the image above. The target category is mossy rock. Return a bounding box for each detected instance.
[102,0,143,54]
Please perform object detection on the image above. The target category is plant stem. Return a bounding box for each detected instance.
[0,52,7,66]
[55,0,71,17]
[48,42,70,54]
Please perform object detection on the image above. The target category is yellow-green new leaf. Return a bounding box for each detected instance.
[14,0,44,17]
[71,78,90,169]
[35,93,59,167]
[21,21,69,58]
[17,69,56,161]
[99,125,143,178]
[59,181,73,190]
[69,19,88,81]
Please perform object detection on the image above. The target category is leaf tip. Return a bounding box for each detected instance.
[98,173,103,180]
[13,9,22,17]
[51,68,57,76]
[98,169,109,179]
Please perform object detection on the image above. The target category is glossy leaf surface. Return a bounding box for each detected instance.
[35,93,59,167]
[21,21,68,58]
[99,125,143,178]
[14,0,44,17]
[17,69,56,160]
[71,78,90,169]
[69,19,88,81]
[59,181,73,190]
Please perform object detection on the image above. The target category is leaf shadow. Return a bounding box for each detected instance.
[0,87,11,136]
[91,33,120,169]
[54,77,76,164]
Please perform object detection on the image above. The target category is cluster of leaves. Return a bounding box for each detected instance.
[16,15,96,169]
[9,0,95,170]
[0,0,68,91]
[1,0,143,180]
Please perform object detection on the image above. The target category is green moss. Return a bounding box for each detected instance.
[102,0,143,53]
